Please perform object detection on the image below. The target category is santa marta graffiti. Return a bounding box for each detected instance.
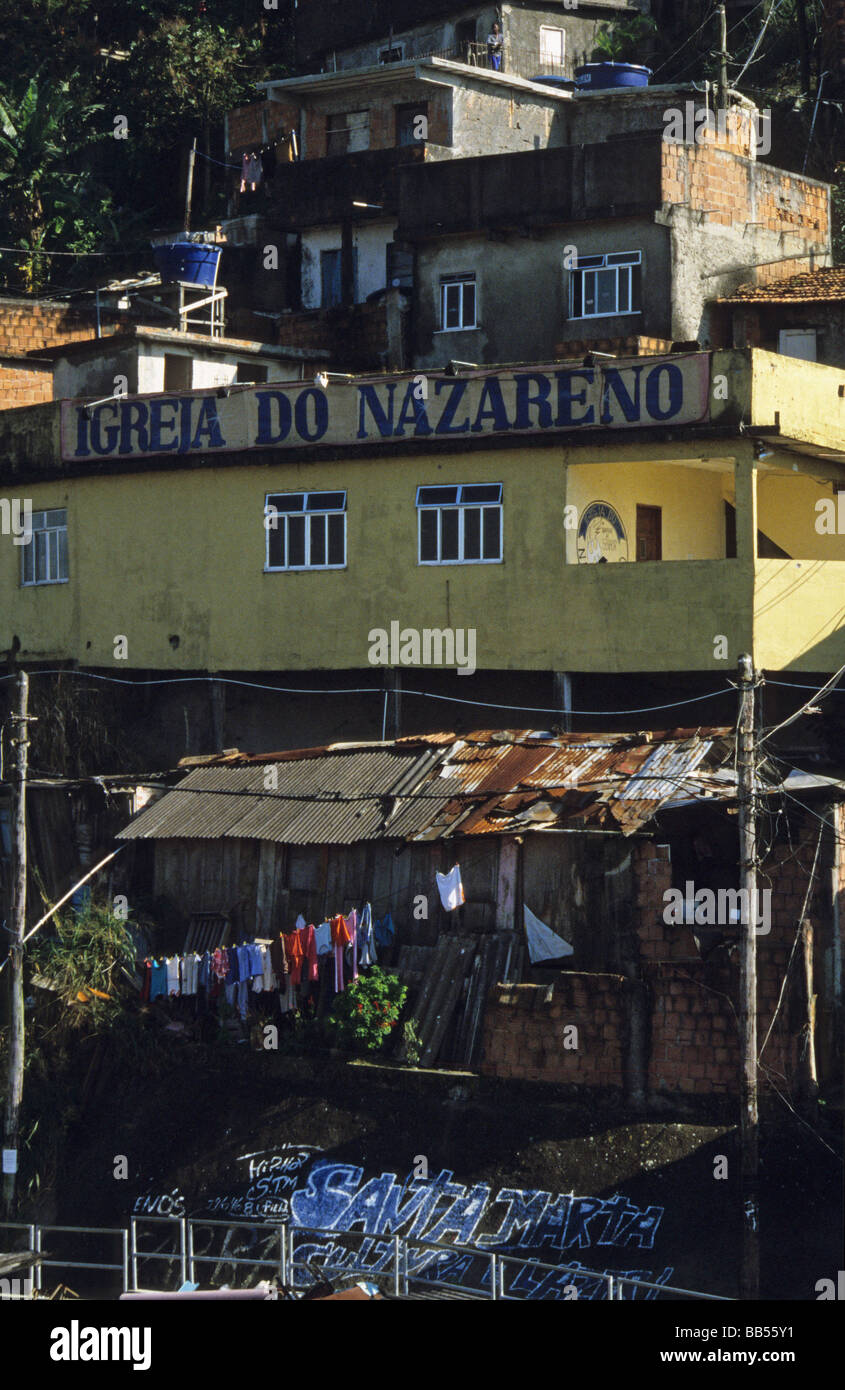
[133,1145,672,1300]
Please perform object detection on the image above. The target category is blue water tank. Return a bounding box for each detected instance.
[530,74,576,92]
[574,62,651,90]
[152,242,221,286]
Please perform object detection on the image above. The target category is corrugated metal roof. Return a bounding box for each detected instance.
[118,727,743,845]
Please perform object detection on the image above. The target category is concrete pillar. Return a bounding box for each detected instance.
[383,669,402,740]
[553,671,573,732]
[734,455,758,563]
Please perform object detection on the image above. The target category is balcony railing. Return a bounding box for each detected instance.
[419,41,571,83]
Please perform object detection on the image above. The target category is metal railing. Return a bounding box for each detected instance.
[424,42,571,83]
[1,1215,732,1301]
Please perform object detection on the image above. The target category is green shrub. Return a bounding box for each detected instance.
[327,967,407,1053]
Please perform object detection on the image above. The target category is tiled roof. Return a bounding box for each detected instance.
[718,266,845,304]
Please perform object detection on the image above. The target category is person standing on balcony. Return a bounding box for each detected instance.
[487,21,504,70]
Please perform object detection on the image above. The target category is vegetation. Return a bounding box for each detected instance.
[590,14,658,66]
[327,967,408,1053]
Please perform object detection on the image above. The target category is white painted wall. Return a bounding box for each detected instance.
[301,220,397,309]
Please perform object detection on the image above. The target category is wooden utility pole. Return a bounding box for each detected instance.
[2,671,30,1214]
[184,137,197,235]
[737,653,760,1299]
[718,4,729,109]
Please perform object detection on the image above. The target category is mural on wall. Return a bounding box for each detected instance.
[133,1145,672,1299]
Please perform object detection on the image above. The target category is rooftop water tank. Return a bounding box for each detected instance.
[152,242,222,287]
[574,62,651,90]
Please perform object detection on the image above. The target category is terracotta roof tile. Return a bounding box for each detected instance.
[718,266,845,304]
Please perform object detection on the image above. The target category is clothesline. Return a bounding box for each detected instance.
[139,905,392,1022]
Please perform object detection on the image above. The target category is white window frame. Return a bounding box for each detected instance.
[379,42,405,63]
[438,274,477,332]
[539,25,565,70]
[416,483,503,565]
[21,508,69,587]
[326,110,370,156]
[264,491,347,572]
[569,250,642,320]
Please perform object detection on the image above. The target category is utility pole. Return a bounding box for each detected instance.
[737,653,760,1299]
[184,137,197,235]
[2,671,31,1214]
[718,4,729,110]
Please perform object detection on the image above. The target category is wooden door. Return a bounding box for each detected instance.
[636,505,662,561]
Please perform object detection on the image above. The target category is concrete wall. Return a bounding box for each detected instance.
[51,346,289,401]
[301,221,398,308]
[731,301,845,371]
[412,218,669,368]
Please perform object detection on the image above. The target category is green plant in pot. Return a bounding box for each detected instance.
[591,14,657,65]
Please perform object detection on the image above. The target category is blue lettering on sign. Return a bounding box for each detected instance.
[513,373,553,430]
[601,367,642,424]
[89,402,120,455]
[294,388,329,442]
[471,377,510,434]
[645,363,684,421]
[434,379,471,435]
[190,396,225,451]
[394,381,432,437]
[255,391,293,446]
[120,401,149,455]
[555,369,595,426]
[148,398,180,454]
[358,383,396,438]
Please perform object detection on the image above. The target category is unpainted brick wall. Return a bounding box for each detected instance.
[0,362,53,408]
[0,299,133,357]
[481,833,819,1098]
[661,143,828,241]
[480,975,627,1087]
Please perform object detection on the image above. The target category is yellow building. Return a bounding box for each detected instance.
[2,347,845,752]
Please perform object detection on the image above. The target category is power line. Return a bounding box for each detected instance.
[0,667,737,719]
[759,661,845,746]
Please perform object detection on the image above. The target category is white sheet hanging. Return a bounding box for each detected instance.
[524,904,574,963]
[436,864,465,912]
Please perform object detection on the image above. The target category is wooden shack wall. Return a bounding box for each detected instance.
[151,830,636,967]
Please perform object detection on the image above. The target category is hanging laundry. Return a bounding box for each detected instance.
[300,923,319,983]
[150,960,168,1001]
[314,920,332,956]
[260,143,277,179]
[284,930,304,986]
[211,948,229,981]
[374,912,395,950]
[269,933,288,982]
[331,913,351,993]
[436,864,465,912]
[344,909,359,983]
[245,152,262,187]
[240,150,249,193]
[524,904,574,964]
[166,957,181,996]
[358,904,377,968]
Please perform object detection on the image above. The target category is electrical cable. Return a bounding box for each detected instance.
[758,660,845,746]
[0,667,736,719]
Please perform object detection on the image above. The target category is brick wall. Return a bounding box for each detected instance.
[481,832,820,1100]
[0,298,133,357]
[480,974,628,1088]
[227,89,450,163]
[0,360,53,409]
[276,298,405,369]
[662,143,828,242]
